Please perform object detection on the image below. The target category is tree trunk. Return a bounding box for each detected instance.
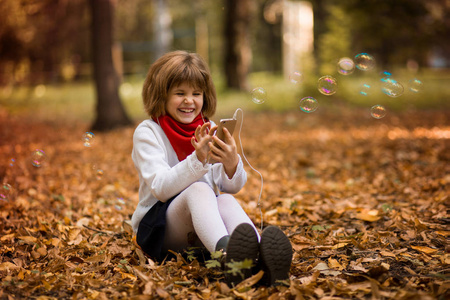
[224,0,253,91]
[90,0,131,131]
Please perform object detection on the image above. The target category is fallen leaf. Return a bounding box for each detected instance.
[380,250,396,258]
[0,262,20,271]
[0,233,15,242]
[332,242,349,249]
[298,271,320,285]
[313,262,342,276]
[436,231,449,237]
[410,245,438,254]
[18,236,38,244]
[235,270,264,291]
[349,261,368,272]
[355,209,381,222]
[76,217,92,227]
[156,287,170,299]
[328,258,344,270]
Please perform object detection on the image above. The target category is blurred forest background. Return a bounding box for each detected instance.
[0,0,449,130]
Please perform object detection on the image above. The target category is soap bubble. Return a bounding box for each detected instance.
[289,71,304,84]
[9,158,15,167]
[115,198,126,211]
[381,77,404,97]
[82,132,95,147]
[359,84,371,96]
[96,169,104,180]
[337,57,355,75]
[0,183,12,202]
[317,75,337,95]
[370,105,387,119]
[31,149,46,167]
[299,97,319,113]
[408,78,423,93]
[380,70,392,77]
[251,87,267,104]
[354,53,375,71]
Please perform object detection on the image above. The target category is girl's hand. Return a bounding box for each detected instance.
[209,128,239,178]
[191,123,216,165]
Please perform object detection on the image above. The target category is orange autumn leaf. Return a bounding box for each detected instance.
[18,236,38,244]
[355,209,381,222]
[410,245,438,254]
[436,231,450,237]
[0,262,21,271]
[332,242,349,249]
[380,250,396,258]
[328,258,344,270]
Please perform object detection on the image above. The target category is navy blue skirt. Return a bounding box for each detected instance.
[136,197,175,262]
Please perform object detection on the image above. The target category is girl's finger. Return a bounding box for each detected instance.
[195,125,201,138]
[200,122,210,132]
[212,136,227,150]
[209,125,218,137]
[208,142,222,159]
[210,140,227,158]
[222,128,236,146]
[202,124,210,136]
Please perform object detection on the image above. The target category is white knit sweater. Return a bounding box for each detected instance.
[131,119,247,233]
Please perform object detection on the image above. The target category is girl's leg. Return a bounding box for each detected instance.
[217,194,260,241]
[163,182,229,253]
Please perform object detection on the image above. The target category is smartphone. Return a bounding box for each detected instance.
[215,118,237,143]
[208,118,237,164]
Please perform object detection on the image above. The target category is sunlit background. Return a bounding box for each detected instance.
[0,0,449,123]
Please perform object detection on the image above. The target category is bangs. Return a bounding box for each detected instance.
[168,63,207,91]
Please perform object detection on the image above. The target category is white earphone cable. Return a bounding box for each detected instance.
[233,108,264,231]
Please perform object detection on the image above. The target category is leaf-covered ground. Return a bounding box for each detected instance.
[0,107,449,299]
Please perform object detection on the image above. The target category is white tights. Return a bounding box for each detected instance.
[163,182,259,253]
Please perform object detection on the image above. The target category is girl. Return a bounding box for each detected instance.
[131,50,292,286]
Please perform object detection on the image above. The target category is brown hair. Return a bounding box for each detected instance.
[142,51,217,118]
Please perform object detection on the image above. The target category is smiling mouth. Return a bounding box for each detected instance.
[179,108,195,113]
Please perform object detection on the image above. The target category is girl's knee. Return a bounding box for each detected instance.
[183,182,217,206]
[217,194,244,212]
[185,182,214,195]
[217,193,238,205]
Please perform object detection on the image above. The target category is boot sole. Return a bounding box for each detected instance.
[260,226,293,285]
[225,223,259,285]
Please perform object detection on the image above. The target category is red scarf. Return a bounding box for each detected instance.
[153,114,206,161]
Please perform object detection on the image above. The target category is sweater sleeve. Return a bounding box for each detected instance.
[211,155,247,194]
[132,123,209,202]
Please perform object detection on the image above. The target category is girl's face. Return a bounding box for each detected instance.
[166,82,204,124]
